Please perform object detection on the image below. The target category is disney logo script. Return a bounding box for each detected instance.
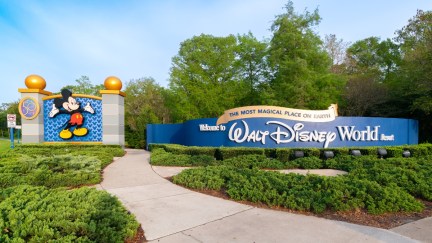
[228,120,337,148]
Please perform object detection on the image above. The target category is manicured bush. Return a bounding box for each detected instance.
[0,154,101,189]
[150,148,215,167]
[5,144,124,169]
[148,144,217,157]
[293,156,323,169]
[218,147,265,160]
[0,185,139,242]
[275,148,292,162]
[173,167,423,214]
[159,144,432,215]
[221,154,285,169]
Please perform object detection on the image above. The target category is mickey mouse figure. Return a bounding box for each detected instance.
[49,89,95,139]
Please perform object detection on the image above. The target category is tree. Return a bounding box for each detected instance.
[0,101,20,138]
[267,1,341,109]
[124,78,170,148]
[345,37,401,82]
[389,10,432,141]
[338,37,401,116]
[340,75,387,116]
[61,76,104,96]
[394,10,432,115]
[235,32,270,106]
[323,34,350,74]
[168,34,243,121]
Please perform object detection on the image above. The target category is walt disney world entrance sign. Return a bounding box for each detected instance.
[147,105,418,148]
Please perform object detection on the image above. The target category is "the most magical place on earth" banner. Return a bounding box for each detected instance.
[216,105,338,125]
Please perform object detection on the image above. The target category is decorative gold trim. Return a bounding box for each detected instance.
[43,142,103,145]
[18,88,52,96]
[43,94,102,101]
[18,97,40,120]
[99,90,126,97]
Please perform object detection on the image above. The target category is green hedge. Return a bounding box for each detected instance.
[150,143,428,161]
[149,144,217,157]
[0,185,138,242]
[171,149,432,214]
[0,144,126,189]
[173,166,423,214]
[4,144,125,168]
[217,147,265,160]
[150,148,216,167]
[0,154,102,189]
[0,144,140,242]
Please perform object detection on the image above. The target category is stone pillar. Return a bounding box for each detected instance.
[18,75,52,143]
[100,76,125,146]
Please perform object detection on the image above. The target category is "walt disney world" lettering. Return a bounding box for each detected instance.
[227,120,385,148]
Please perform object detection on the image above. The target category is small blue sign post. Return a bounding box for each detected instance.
[9,128,14,149]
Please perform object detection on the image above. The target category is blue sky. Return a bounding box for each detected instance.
[0,0,430,104]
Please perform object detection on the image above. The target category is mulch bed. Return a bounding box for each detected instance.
[126,225,147,243]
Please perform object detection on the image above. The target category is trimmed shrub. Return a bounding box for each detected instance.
[173,167,423,214]
[150,148,215,167]
[0,154,101,189]
[221,154,285,169]
[293,157,323,169]
[218,147,265,160]
[0,185,138,242]
[275,148,291,162]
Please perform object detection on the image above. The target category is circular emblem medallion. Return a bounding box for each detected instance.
[19,97,40,120]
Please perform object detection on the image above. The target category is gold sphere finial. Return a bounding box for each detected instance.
[104,76,122,90]
[25,74,46,89]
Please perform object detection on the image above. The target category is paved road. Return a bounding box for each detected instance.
[100,149,427,243]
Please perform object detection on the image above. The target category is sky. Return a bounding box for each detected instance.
[0,0,430,104]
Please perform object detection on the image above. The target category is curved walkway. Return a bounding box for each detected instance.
[99,149,427,242]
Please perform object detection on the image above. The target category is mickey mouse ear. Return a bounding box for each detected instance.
[61,89,72,98]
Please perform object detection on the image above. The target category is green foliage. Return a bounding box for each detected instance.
[0,140,10,153]
[267,2,342,109]
[7,144,124,168]
[0,185,138,242]
[168,144,432,215]
[153,144,217,157]
[221,154,285,169]
[218,147,265,160]
[172,166,228,190]
[168,34,243,121]
[0,144,124,188]
[60,76,103,96]
[293,157,323,169]
[125,78,171,148]
[0,154,101,188]
[174,166,423,214]
[150,148,215,167]
[0,144,138,242]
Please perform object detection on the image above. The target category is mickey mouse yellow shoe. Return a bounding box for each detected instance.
[59,129,73,139]
[73,127,88,137]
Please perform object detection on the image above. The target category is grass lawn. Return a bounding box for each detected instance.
[0,139,12,153]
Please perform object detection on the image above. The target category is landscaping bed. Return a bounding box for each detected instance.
[0,144,141,242]
[151,144,432,229]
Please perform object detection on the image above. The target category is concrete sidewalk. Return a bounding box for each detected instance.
[100,149,424,242]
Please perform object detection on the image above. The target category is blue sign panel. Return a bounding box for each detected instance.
[44,96,103,142]
[147,116,418,148]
